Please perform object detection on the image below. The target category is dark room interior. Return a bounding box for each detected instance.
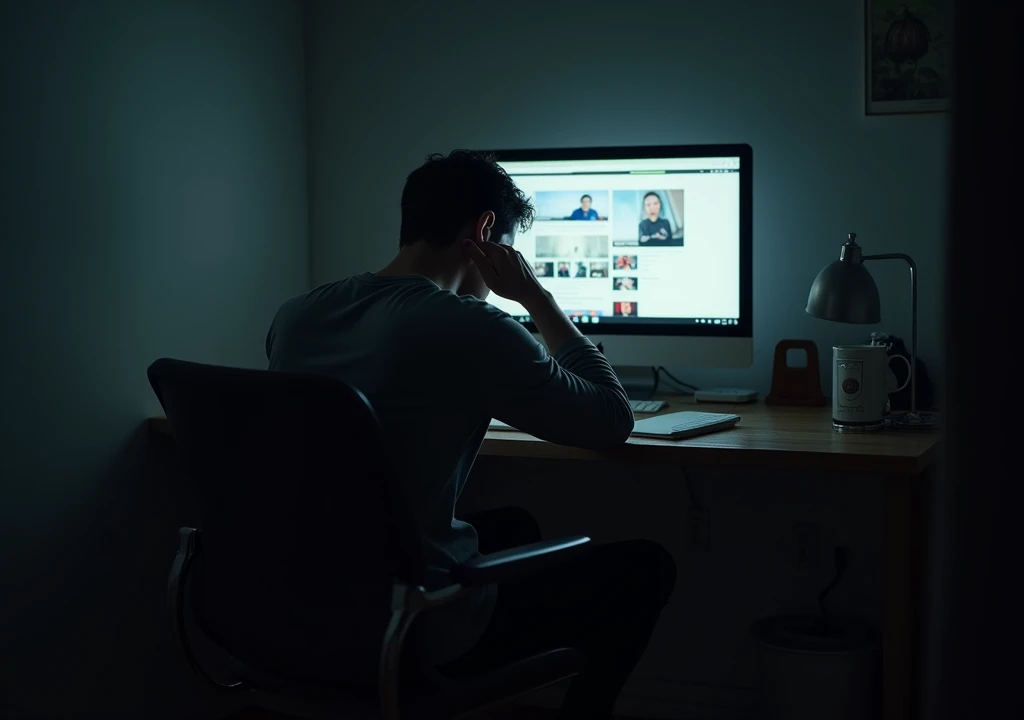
[1,1,1020,718]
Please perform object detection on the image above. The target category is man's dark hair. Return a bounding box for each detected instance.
[643,191,661,203]
[399,150,535,247]
[580,194,592,202]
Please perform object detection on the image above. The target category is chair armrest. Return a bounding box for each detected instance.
[450,536,590,586]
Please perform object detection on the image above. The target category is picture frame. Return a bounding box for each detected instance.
[865,0,951,115]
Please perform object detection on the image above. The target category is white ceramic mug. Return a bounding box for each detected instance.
[832,345,911,431]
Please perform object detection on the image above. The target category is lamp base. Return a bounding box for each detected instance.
[885,411,941,432]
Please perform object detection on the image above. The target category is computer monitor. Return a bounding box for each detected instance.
[489,144,753,368]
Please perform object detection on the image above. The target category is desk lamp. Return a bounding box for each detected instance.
[805,233,938,431]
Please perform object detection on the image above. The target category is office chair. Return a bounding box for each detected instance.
[148,358,588,719]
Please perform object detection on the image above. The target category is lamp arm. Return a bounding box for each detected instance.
[863,253,918,416]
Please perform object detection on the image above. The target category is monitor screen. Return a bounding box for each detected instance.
[489,145,751,339]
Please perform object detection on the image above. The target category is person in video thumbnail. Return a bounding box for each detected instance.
[614,301,637,317]
[575,262,588,278]
[569,194,599,220]
[638,192,673,244]
[614,277,637,291]
[557,262,571,278]
[615,255,637,270]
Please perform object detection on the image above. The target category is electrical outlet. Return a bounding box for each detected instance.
[690,508,711,551]
[795,522,819,572]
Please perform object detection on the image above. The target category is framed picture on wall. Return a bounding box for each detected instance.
[865,0,951,115]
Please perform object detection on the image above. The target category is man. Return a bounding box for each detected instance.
[266,151,675,718]
[568,193,599,220]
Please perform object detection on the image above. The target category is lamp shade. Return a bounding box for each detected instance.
[805,259,881,324]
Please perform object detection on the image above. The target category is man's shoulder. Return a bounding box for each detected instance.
[427,291,511,328]
[338,276,513,332]
[414,293,535,357]
[271,275,513,336]
[271,279,349,320]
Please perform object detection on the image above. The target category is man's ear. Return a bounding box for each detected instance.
[474,211,496,244]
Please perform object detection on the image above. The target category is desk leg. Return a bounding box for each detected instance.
[883,476,916,720]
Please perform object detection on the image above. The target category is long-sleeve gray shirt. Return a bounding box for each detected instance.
[266,273,633,664]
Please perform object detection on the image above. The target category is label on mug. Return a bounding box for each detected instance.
[833,346,888,428]
[838,361,863,403]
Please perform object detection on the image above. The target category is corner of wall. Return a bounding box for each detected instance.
[301,0,315,291]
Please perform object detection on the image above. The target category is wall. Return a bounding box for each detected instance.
[305,1,946,715]
[306,0,946,394]
[0,1,308,716]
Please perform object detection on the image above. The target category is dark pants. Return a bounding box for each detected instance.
[440,507,677,719]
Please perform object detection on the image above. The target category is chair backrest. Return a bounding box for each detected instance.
[148,358,426,682]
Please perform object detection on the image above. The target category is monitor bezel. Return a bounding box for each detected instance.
[490,143,753,339]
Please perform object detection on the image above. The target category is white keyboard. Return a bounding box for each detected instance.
[629,399,667,413]
[631,411,740,439]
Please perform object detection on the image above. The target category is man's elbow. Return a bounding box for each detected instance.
[613,410,635,445]
[585,405,634,450]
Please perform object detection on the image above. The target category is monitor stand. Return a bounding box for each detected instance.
[616,366,661,400]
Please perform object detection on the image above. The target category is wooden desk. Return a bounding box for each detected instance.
[149,398,940,720]
[482,398,938,474]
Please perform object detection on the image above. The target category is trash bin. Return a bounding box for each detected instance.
[752,613,880,720]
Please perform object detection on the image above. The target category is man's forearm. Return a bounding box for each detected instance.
[522,289,582,354]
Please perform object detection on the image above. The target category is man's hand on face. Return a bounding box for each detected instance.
[462,238,545,306]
